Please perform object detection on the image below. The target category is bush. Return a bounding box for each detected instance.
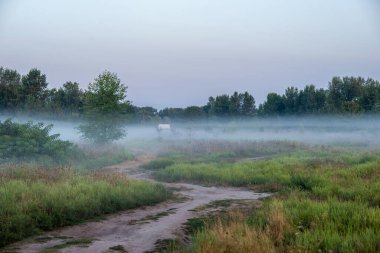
[142,158,175,170]
[0,119,76,163]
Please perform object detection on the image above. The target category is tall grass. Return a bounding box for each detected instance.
[75,150,133,170]
[0,166,171,247]
[192,202,288,253]
[152,146,380,252]
[142,158,175,170]
[155,150,380,203]
[157,140,304,163]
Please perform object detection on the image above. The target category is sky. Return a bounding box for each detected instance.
[0,0,379,109]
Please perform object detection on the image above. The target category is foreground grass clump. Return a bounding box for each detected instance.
[153,146,380,252]
[0,167,171,247]
[193,207,283,253]
[192,197,380,253]
[282,196,380,252]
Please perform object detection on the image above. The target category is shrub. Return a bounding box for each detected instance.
[0,119,76,163]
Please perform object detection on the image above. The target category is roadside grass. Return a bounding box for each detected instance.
[151,145,380,252]
[47,238,95,250]
[0,140,134,171]
[0,166,171,248]
[156,140,304,164]
[75,149,133,170]
[142,158,175,170]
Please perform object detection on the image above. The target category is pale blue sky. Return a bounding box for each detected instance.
[1,0,379,108]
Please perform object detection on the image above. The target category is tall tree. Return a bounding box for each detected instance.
[0,67,22,110]
[78,71,129,144]
[283,87,299,114]
[61,82,84,114]
[260,93,285,115]
[359,78,380,112]
[298,85,327,114]
[327,76,364,113]
[229,91,242,115]
[214,94,230,116]
[241,91,255,116]
[21,68,48,110]
[205,96,216,116]
[158,107,185,119]
[135,106,158,122]
[184,106,206,119]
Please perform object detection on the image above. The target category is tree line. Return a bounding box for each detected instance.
[1,66,380,122]
[159,77,380,119]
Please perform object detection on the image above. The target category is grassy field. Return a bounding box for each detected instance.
[148,143,380,252]
[74,145,134,170]
[0,125,167,249]
[0,166,171,247]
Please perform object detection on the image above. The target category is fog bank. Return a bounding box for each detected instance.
[1,115,380,147]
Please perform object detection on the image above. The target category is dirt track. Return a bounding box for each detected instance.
[7,155,270,253]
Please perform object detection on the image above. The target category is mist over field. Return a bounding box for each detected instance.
[1,1,380,252]
[2,115,380,146]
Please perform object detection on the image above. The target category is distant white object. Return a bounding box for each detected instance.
[157,124,171,131]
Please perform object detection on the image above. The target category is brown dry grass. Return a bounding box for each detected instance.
[267,201,291,245]
[89,171,130,186]
[193,201,292,253]
[0,165,74,183]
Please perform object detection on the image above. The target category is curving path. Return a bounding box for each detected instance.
[6,155,270,253]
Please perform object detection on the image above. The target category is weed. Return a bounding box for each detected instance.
[109,244,128,252]
[142,158,175,170]
[49,238,95,249]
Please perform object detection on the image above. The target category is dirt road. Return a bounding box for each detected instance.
[7,155,270,253]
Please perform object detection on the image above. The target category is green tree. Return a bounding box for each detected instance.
[61,81,84,114]
[241,91,255,116]
[0,67,22,111]
[46,82,84,117]
[214,94,230,116]
[327,76,364,113]
[205,96,216,116]
[184,106,206,119]
[229,91,242,115]
[359,78,380,112]
[78,71,129,144]
[283,87,299,114]
[135,106,158,122]
[298,85,327,114]
[21,68,48,110]
[260,93,285,115]
[46,88,65,115]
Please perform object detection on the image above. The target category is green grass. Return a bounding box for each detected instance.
[75,149,134,170]
[109,244,128,252]
[157,140,304,164]
[151,145,380,252]
[142,158,175,170]
[0,166,171,248]
[49,238,95,249]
